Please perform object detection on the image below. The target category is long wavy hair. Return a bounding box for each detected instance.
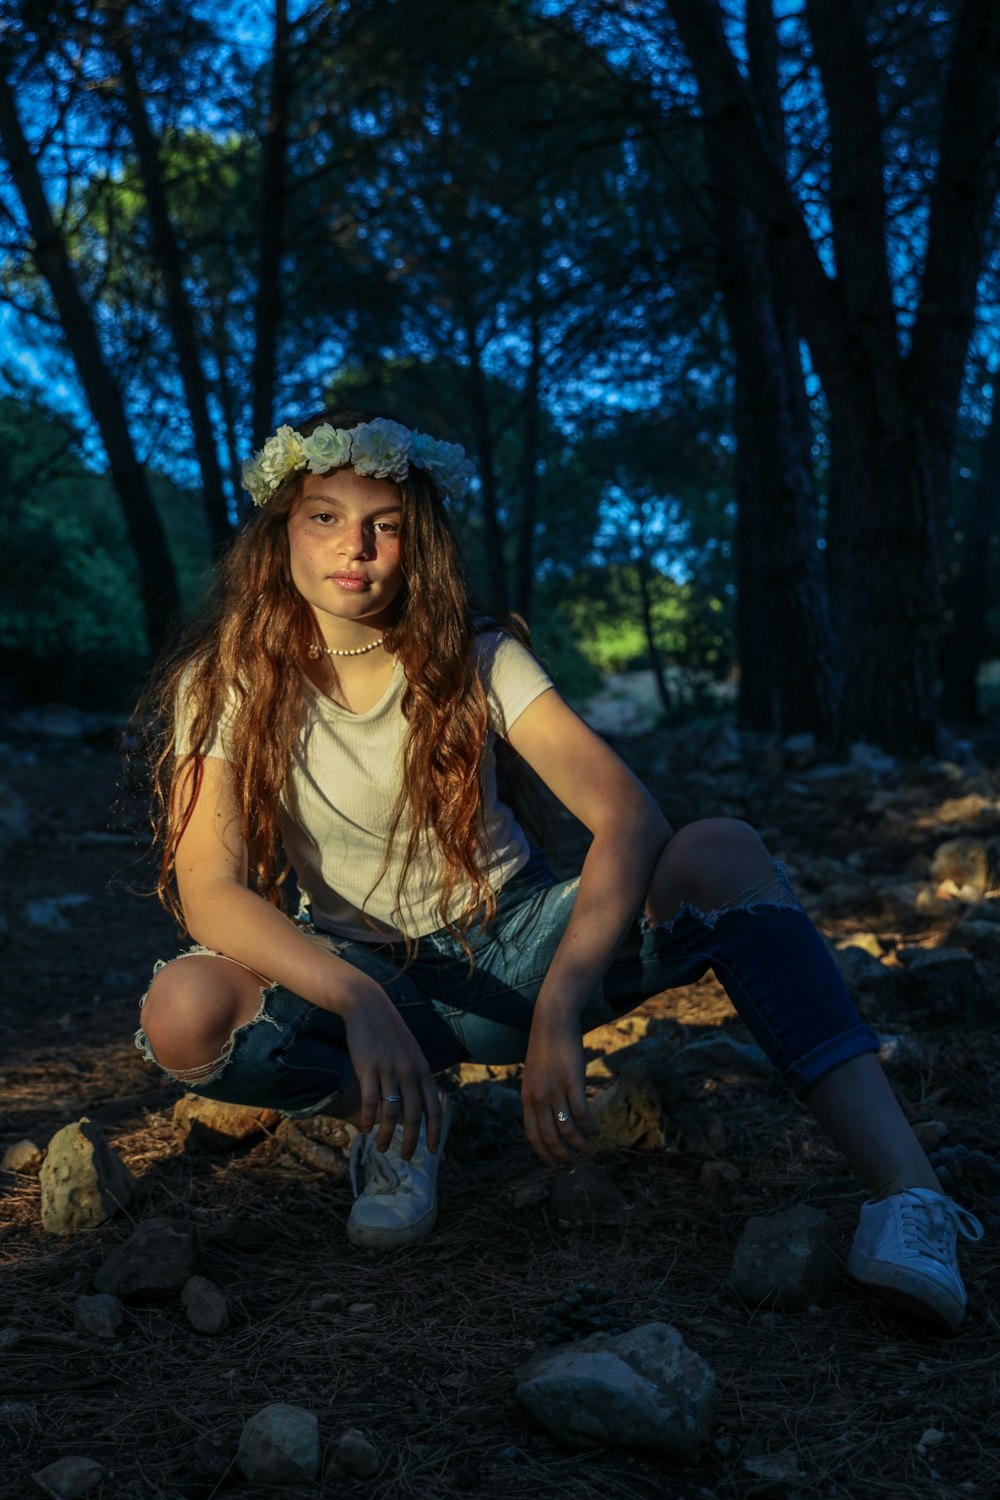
[142,407,550,958]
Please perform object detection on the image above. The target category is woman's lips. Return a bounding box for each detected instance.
[330,574,370,591]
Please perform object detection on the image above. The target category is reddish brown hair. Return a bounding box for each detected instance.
[143,407,541,957]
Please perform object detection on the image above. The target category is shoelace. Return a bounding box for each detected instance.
[348,1129,406,1200]
[897,1191,984,1261]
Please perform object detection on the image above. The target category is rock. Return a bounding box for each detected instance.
[611,1048,726,1154]
[173,1096,280,1152]
[73,1294,124,1340]
[699,1160,741,1202]
[744,1450,805,1483]
[458,1080,524,1128]
[961,896,1000,925]
[877,1033,925,1072]
[835,931,886,959]
[849,741,898,777]
[277,1114,357,1175]
[952,917,1000,951]
[936,793,998,825]
[93,1218,199,1300]
[702,723,743,773]
[0,780,30,859]
[182,1275,230,1334]
[511,1178,549,1210]
[236,1402,319,1484]
[3,1139,44,1174]
[24,894,89,932]
[330,1427,380,1479]
[308,1292,345,1312]
[516,1321,716,1461]
[782,732,817,769]
[830,948,899,1020]
[913,1120,949,1150]
[38,1118,136,1234]
[549,1163,627,1224]
[900,949,988,1022]
[201,1215,273,1254]
[728,1206,839,1312]
[675,1034,772,1078]
[31,1456,104,1498]
[589,1077,664,1150]
[930,837,990,895]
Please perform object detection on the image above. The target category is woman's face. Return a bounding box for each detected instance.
[287,468,405,638]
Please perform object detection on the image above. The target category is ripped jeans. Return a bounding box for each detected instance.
[134,847,879,1117]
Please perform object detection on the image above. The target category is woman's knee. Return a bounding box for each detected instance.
[648,817,775,919]
[141,956,263,1075]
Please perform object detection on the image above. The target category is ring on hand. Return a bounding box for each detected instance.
[382,1094,403,1104]
[555,1110,570,1124]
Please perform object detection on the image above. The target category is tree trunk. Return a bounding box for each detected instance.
[515,235,543,620]
[733,368,777,732]
[707,0,843,740]
[0,66,180,655]
[940,384,1000,720]
[665,0,1000,752]
[824,401,943,750]
[251,0,290,448]
[635,543,673,717]
[107,19,231,550]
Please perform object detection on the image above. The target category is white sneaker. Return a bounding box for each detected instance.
[847,1187,984,1331]
[346,1092,452,1251]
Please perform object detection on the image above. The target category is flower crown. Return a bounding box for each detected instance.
[241,417,475,506]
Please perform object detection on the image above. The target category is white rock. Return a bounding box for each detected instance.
[38,1118,136,1234]
[32,1456,104,1499]
[516,1322,716,1461]
[237,1402,319,1484]
[3,1139,44,1174]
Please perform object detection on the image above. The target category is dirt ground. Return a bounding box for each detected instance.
[1,716,998,1500]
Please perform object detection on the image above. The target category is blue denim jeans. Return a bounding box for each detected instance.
[134,848,879,1117]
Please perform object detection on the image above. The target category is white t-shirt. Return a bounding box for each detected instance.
[176,631,554,941]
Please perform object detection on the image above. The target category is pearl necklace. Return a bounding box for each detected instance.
[307,637,385,659]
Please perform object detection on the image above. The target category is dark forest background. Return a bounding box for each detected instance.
[1,0,998,755]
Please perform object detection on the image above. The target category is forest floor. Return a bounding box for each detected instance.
[1,711,999,1500]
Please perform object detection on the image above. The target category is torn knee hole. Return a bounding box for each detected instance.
[645,862,801,934]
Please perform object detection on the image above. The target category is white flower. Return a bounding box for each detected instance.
[241,455,273,507]
[350,418,412,481]
[300,423,354,474]
[412,432,475,499]
[259,424,308,490]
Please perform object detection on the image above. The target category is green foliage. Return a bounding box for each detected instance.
[555,562,733,679]
[0,397,211,707]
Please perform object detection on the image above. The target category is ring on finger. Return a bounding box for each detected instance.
[555,1110,570,1124]
[382,1093,403,1104]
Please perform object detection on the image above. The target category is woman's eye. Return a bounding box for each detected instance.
[375,521,400,535]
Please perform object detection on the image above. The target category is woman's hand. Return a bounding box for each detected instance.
[340,987,442,1161]
[521,1011,599,1166]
